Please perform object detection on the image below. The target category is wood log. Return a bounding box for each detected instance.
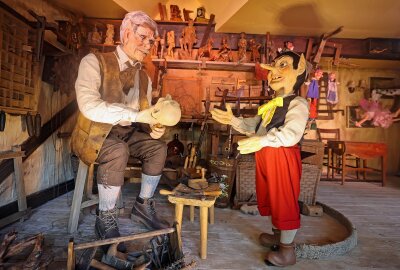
[0,231,17,260]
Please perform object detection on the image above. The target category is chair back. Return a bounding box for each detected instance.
[316,128,340,145]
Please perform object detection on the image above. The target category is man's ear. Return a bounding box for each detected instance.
[297,54,306,75]
[123,30,130,45]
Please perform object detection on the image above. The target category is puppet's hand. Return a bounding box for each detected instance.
[237,136,267,154]
[150,124,166,139]
[136,107,158,125]
[210,104,234,125]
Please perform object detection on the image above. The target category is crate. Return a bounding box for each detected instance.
[234,154,257,207]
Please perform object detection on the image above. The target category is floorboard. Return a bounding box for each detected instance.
[1,176,400,269]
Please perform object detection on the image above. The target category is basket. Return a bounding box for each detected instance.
[234,155,322,207]
[234,154,257,207]
[208,155,236,208]
[299,163,321,205]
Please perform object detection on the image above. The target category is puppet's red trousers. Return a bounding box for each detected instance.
[255,145,302,230]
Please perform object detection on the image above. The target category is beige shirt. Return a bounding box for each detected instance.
[231,96,309,147]
[75,45,152,126]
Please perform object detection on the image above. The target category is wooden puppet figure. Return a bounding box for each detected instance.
[211,51,309,267]
[326,72,339,105]
[305,68,323,119]
[355,92,400,128]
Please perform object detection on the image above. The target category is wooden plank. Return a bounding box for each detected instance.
[0,100,77,186]
[0,209,29,229]
[0,150,25,161]
[12,146,27,212]
[74,228,175,250]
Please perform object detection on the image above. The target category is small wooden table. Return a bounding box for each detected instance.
[162,183,221,259]
[327,141,387,186]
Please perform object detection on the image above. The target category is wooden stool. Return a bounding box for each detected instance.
[68,160,99,234]
[162,183,220,259]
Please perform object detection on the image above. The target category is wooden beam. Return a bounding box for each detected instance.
[0,101,77,185]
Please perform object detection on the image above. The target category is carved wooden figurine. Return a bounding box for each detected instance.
[237,32,247,62]
[170,5,183,21]
[212,36,231,62]
[87,24,102,44]
[179,19,197,58]
[167,30,175,58]
[104,24,114,45]
[198,37,213,59]
[151,36,161,58]
[249,38,261,62]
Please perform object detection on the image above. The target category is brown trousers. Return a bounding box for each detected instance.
[96,124,167,186]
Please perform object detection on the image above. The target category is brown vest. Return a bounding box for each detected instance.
[71,51,149,165]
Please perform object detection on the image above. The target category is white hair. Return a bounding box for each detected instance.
[120,11,158,44]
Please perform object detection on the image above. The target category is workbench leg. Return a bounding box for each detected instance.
[363,160,367,180]
[175,203,184,238]
[382,156,387,187]
[199,206,208,259]
[189,205,195,222]
[356,158,360,180]
[326,148,331,180]
[67,238,75,270]
[209,205,214,224]
[341,154,346,185]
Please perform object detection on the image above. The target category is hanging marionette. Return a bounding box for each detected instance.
[305,68,323,119]
[355,91,400,128]
[326,72,339,105]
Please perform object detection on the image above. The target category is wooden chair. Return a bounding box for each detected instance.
[316,128,341,168]
[317,128,363,181]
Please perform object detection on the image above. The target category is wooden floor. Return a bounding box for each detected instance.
[1,175,400,269]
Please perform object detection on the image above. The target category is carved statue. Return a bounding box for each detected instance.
[249,38,261,62]
[151,36,161,58]
[211,36,231,62]
[104,24,114,45]
[167,30,175,58]
[179,19,197,58]
[237,32,247,62]
[197,37,213,59]
[170,5,183,21]
[88,24,102,44]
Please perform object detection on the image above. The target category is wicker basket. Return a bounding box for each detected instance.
[208,155,236,208]
[299,163,321,205]
[234,155,322,207]
[234,154,257,207]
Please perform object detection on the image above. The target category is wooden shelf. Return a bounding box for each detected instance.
[152,59,255,72]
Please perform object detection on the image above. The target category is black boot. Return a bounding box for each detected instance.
[131,197,170,230]
[95,207,127,253]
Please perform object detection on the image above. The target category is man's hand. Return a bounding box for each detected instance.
[237,136,265,154]
[136,107,158,125]
[149,124,166,139]
[210,104,234,125]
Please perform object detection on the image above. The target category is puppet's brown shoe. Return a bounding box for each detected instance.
[265,242,296,267]
[259,228,280,251]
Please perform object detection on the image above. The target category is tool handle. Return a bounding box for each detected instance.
[160,189,174,195]
[201,190,222,196]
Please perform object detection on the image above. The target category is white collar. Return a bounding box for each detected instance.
[115,45,142,69]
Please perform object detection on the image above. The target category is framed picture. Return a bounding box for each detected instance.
[346,106,375,128]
